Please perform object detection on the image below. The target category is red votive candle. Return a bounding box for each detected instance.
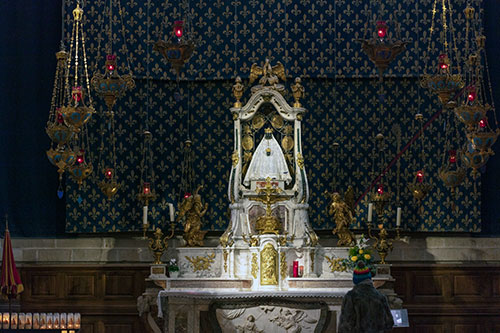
[293,261,299,277]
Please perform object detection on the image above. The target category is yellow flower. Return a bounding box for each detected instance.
[351,256,358,262]
[364,254,371,260]
[359,249,364,254]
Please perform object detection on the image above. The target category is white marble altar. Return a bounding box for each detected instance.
[148,62,399,333]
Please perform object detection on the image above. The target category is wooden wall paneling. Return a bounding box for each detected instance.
[492,275,500,296]
[29,272,58,298]
[452,274,484,297]
[453,324,482,333]
[18,265,150,333]
[392,265,500,333]
[65,273,98,299]
[410,270,446,304]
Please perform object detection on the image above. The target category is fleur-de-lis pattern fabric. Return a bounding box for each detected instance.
[64,0,482,233]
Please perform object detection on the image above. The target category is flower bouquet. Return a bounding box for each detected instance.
[168,258,179,278]
[343,236,375,275]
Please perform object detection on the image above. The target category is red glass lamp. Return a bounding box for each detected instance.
[376,21,388,38]
[174,20,184,38]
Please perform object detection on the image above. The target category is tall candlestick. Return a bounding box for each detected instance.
[169,203,175,222]
[142,206,148,225]
[396,207,401,227]
[368,203,373,222]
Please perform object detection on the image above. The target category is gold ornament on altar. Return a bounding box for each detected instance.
[249,59,286,93]
[326,190,355,247]
[232,76,244,108]
[251,253,258,279]
[260,243,278,285]
[242,234,259,247]
[147,224,175,265]
[280,252,287,280]
[177,185,208,247]
[185,252,216,272]
[291,77,305,108]
[324,256,347,273]
[370,226,394,265]
[251,177,288,234]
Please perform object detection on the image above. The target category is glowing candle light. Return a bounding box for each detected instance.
[173,20,184,38]
[416,170,424,183]
[143,182,151,195]
[376,21,388,38]
[396,207,402,227]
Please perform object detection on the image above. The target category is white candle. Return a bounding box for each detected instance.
[396,207,402,227]
[367,203,373,222]
[142,206,148,225]
[169,203,175,222]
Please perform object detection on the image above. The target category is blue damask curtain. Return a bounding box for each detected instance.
[60,0,487,233]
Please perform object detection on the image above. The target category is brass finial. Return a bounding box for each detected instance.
[464,6,475,20]
[232,76,244,108]
[73,2,83,22]
[291,77,305,108]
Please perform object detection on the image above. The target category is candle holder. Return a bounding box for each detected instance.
[145,223,176,280]
[137,184,158,238]
[368,224,401,264]
[148,224,176,265]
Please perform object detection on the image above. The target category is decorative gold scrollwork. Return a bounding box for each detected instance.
[260,243,278,285]
[325,255,347,273]
[251,253,258,279]
[185,252,216,272]
[280,252,287,280]
[297,153,304,170]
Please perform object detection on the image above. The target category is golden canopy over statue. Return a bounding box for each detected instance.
[249,59,286,92]
[326,187,355,247]
[177,185,208,247]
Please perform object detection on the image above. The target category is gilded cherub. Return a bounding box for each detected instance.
[326,190,355,247]
[177,186,208,247]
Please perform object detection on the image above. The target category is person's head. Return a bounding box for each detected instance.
[353,260,372,285]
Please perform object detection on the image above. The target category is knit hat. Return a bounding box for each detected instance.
[353,261,372,285]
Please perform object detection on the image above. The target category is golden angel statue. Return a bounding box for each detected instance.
[326,189,355,247]
[177,185,208,247]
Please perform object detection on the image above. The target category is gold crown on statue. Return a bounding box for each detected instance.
[265,128,273,134]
